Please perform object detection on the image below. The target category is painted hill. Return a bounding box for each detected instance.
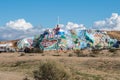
[0,31,119,49]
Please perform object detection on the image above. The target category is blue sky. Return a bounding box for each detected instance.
[0,0,120,40]
[0,0,120,28]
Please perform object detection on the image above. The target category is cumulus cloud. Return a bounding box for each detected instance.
[0,19,86,40]
[59,24,65,28]
[93,13,120,30]
[6,19,33,30]
[0,27,43,40]
[66,22,86,30]
[0,19,42,40]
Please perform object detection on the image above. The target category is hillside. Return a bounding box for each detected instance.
[107,31,120,40]
[0,39,19,48]
[0,50,120,80]
[0,31,119,80]
[0,31,119,48]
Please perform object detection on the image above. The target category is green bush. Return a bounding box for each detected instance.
[33,60,72,80]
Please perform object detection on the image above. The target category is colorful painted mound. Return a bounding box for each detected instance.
[17,27,120,51]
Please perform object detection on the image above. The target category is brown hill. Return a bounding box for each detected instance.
[107,31,120,40]
[0,39,19,48]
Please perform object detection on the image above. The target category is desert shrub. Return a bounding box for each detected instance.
[68,53,74,57]
[89,53,96,57]
[11,61,26,67]
[52,53,61,56]
[38,49,44,53]
[31,48,44,53]
[75,71,103,80]
[19,53,25,56]
[83,59,120,73]
[74,49,87,57]
[109,48,116,53]
[41,53,45,56]
[91,49,100,54]
[23,76,30,80]
[74,49,81,57]
[33,60,72,80]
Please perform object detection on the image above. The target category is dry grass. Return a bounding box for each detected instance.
[107,31,120,40]
[33,60,72,80]
[0,50,119,80]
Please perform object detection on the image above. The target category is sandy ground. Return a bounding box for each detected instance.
[0,51,120,80]
[0,72,24,80]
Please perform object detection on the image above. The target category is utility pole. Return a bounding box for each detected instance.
[56,16,60,53]
[57,16,59,25]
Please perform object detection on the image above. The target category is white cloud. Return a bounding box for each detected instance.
[94,21,106,27]
[2,34,12,38]
[59,24,64,28]
[0,21,86,40]
[66,22,86,30]
[0,19,42,40]
[6,19,33,30]
[93,13,120,30]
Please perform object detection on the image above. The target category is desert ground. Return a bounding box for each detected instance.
[0,49,120,80]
